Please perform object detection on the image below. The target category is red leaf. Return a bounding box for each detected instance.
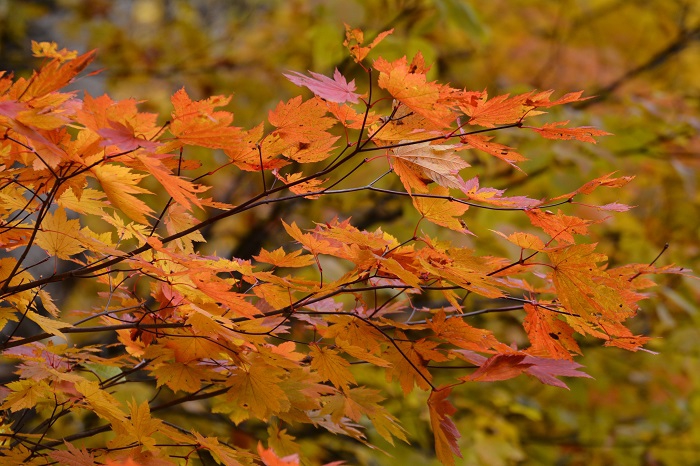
[520,355,593,389]
[465,353,532,382]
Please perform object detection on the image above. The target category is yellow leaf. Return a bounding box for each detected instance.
[26,310,68,340]
[194,432,249,466]
[493,230,546,251]
[310,344,356,390]
[152,361,208,393]
[254,247,316,268]
[226,363,290,419]
[93,164,153,224]
[412,186,470,233]
[0,379,53,412]
[74,380,127,425]
[34,207,85,259]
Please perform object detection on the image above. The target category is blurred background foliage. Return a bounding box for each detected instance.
[1,0,699,464]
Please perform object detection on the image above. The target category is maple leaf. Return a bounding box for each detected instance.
[547,243,639,323]
[281,135,339,163]
[23,49,96,98]
[268,96,336,145]
[412,186,471,234]
[26,310,69,340]
[525,90,593,108]
[49,442,96,466]
[526,120,612,143]
[523,303,581,359]
[283,68,360,104]
[31,40,78,62]
[464,353,533,382]
[34,207,85,259]
[550,172,635,201]
[258,443,300,466]
[267,423,300,458]
[104,459,144,466]
[460,177,541,208]
[595,202,633,212]
[383,332,443,394]
[226,362,291,419]
[0,379,53,412]
[98,120,161,152]
[526,209,597,244]
[309,344,356,390]
[461,92,536,127]
[254,247,316,268]
[374,54,456,125]
[460,134,526,170]
[136,153,207,212]
[57,188,107,216]
[343,24,393,63]
[152,361,209,393]
[275,172,327,199]
[326,101,379,128]
[169,88,243,149]
[377,256,422,289]
[428,310,503,352]
[493,230,546,251]
[391,141,469,191]
[92,164,153,224]
[74,380,127,426]
[194,432,249,466]
[521,355,593,389]
[458,350,592,389]
[428,387,462,466]
[418,246,506,298]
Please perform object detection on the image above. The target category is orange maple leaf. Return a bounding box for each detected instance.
[428,387,462,466]
[523,303,581,359]
[374,53,456,126]
[548,244,640,323]
[526,120,612,143]
[461,92,537,128]
[343,24,393,63]
[268,96,335,145]
[169,88,243,149]
[526,209,598,244]
[460,134,526,170]
[550,171,634,201]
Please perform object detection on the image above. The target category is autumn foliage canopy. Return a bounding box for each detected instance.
[0,28,689,465]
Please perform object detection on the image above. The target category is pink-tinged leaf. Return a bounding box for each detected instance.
[0,100,24,118]
[98,121,161,152]
[283,68,361,104]
[465,353,532,382]
[458,350,592,389]
[428,387,462,466]
[459,176,541,208]
[594,202,633,212]
[521,355,593,389]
